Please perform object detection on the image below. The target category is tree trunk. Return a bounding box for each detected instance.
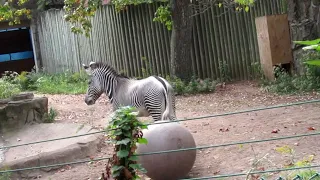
[170,0,193,81]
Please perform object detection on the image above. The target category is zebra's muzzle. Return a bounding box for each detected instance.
[84,96,95,105]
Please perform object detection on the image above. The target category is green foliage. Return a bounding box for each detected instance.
[112,0,153,12]
[275,145,318,180]
[258,38,320,95]
[218,0,255,12]
[0,166,11,180]
[0,79,21,99]
[105,106,148,180]
[218,60,231,82]
[139,56,216,95]
[294,38,320,67]
[1,0,257,37]
[63,0,100,37]
[250,61,266,81]
[153,4,172,30]
[0,0,32,24]
[44,107,58,123]
[0,69,88,95]
[166,75,217,95]
[34,71,88,94]
[262,65,320,94]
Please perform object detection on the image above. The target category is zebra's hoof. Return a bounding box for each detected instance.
[136,120,196,180]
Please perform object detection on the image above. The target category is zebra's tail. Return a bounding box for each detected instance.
[159,77,176,121]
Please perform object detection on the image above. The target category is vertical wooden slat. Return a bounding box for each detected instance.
[37,1,282,81]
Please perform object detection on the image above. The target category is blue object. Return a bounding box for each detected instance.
[0,51,34,62]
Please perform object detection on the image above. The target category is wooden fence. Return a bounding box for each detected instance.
[37,0,286,80]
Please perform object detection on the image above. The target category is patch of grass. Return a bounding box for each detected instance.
[0,79,21,99]
[0,69,88,95]
[0,166,11,180]
[44,107,58,123]
[33,70,88,94]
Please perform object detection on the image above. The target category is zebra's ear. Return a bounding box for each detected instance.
[89,61,97,69]
[82,63,92,75]
[82,63,89,69]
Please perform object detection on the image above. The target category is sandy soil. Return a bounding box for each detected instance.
[29,81,320,180]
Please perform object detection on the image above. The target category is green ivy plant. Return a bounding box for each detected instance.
[153,4,172,30]
[294,38,320,67]
[63,0,100,37]
[104,106,148,180]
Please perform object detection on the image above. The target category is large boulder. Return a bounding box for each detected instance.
[0,92,48,133]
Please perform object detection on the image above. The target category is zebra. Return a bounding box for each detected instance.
[82,61,176,122]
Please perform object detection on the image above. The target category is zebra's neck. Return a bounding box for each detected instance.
[102,74,130,103]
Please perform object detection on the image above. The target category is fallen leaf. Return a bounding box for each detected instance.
[213,170,220,175]
[219,128,229,132]
[308,127,316,130]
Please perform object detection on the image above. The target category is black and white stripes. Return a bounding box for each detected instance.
[82,61,176,122]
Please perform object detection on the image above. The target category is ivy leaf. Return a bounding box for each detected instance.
[112,170,121,178]
[128,155,139,161]
[245,6,249,12]
[111,165,124,173]
[113,129,123,136]
[116,138,131,145]
[304,60,320,67]
[294,39,320,46]
[218,3,222,8]
[137,138,148,144]
[129,164,147,173]
[117,150,129,158]
[140,124,148,129]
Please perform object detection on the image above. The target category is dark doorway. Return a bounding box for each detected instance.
[0,27,35,77]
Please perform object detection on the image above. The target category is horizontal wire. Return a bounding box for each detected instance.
[2,99,320,150]
[135,131,320,156]
[1,131,320,174]
[0,156,111,173]
[181,165,320,179]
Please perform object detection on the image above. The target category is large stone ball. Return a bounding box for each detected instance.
[136,121,197,180]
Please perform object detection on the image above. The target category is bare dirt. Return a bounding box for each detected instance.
[30,81,320,180]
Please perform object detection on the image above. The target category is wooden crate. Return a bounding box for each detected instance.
[255,14,293,80]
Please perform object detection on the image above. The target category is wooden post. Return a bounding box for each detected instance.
[255,14,294,81]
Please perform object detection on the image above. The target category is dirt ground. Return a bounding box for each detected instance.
[32,81,320,180]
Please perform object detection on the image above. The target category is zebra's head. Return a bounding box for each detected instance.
[82,61,104,105]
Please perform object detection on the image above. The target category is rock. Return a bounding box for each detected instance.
[0,94,48,133]
[11,92,34,101]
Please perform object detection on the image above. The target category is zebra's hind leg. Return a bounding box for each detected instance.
[144,105,162,122]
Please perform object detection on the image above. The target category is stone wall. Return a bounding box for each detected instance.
[0,92,48,133]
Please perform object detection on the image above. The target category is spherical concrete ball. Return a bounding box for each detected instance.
[136,121,196,180]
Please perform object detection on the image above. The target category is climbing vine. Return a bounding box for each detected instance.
[103,106,148,180]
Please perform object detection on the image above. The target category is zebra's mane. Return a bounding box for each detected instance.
[93,62,129,79]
